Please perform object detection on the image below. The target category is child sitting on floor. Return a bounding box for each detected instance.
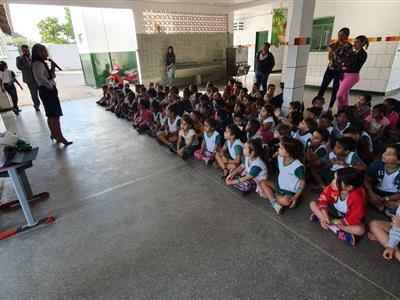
[268,124,292,159]
[194,118,220,165]
[319,113,334,135]
[305,128,330,192]
[383,98,400,141]
[259,105,276,144]
[332,109,350,140]
[327,137,367,182]
[309,168,367,247]
[225,139,268,195]
[190,111,204,137]
[260,136,305,215]
[365,103,390,152]
[132,99,152,130]
[365,143,400,217]
[292,117,318,148]
[369,205,400,262]
[356,93,371,119]
[215,124,244,179]
[96,85,110,106]
[343,125,373,165]
[138,100,159,135]
[245,119,263,143]
[156,103,182,146]
[170,115,199,159]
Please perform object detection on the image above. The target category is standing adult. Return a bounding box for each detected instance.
[16,45,41,111]
[336,35,368,108]
[318,27,353,110]
[31,43,72,146]
[166,46,176,87]
[255,42,275,92]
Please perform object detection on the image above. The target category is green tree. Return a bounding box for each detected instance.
[36,7,74,44]
[12,32,28,48]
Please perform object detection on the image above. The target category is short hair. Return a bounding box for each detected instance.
[204,118,217,129]
[139,99,150,109]
[349,119,365,133]
[289,111,304,126]
[241,87,248,94]
[216,109,227,120]
[339,27,350,37]
[289,101,302,112]
[386,143,400,160]
[303,117,318,133]
[233,112,244,119]
[320,113,333,122]
[336,109,349,119]
[246,118,261,133]
[315,128,331,142]
[151,100,160,111]
[312,96,325,104]
[101,84,108,89]
[264,42,271,48]
[383,98,397,107]
[167,103,180,116]
[275,124,292,137]
[336,168,364,190]
[336,137,356,152]
[147,88,157,98]
[307,106,323,118]
[360,93,372,104]
[21,44,29,49]
[280,136,304,160]
[267,84,276,89]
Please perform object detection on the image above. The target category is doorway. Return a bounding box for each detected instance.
[254,30,269,67]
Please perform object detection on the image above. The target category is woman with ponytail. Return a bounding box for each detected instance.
[336,35,369,108]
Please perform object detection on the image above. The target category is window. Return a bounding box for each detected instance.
[310,17,334,52]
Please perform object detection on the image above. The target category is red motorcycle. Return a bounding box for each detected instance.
[106,63,139,86]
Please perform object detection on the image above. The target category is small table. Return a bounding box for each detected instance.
[0,161,54,240]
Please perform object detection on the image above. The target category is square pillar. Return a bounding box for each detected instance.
[283,0,316,112]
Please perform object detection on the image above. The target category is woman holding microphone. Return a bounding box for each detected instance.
[31,43,72,146]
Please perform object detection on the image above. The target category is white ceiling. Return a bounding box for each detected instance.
[138,0,257,6]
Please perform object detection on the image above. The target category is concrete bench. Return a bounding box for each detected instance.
[174,62,225,85]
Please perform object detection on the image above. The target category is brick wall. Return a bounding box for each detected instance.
[136,33,233,85]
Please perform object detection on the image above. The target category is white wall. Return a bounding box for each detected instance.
[70,6,137,54]
[47,44,81,70]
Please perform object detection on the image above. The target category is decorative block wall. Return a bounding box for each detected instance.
[387,42,400,93]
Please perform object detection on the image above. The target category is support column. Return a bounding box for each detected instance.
[282,0,316,112]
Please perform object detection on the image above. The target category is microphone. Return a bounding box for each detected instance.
[48,58,62,71]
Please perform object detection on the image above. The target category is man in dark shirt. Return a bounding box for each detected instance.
[255,42,275,92]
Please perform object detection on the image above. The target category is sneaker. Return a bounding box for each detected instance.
[272,202,283,215]
[336,230,355,247]
[309,214,319,224]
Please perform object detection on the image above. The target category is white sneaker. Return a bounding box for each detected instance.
[272,202,283,215]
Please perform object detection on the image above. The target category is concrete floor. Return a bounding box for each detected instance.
[0,99,399,299]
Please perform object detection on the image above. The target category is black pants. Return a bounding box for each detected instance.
[318,68,342,109]
[3,83,18,110]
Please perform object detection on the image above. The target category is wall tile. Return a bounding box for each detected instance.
[385,42,398,55]
[364,54,377,67]
[357,79,372,91]
[318,53,328,66]
[376,55,393,68]
[365,67,380,80]
[379,68,391,81]
[373,42,386,55]
[370,80,387,92]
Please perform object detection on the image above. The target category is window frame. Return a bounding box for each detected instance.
[310,16,335,52]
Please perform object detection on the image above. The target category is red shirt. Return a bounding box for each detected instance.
[387,111,399,130]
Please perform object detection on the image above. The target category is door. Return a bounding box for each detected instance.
[254,30,269,69]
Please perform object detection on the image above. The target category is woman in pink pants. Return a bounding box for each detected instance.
[336,35,368,108]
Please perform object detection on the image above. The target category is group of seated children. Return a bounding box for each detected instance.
[96,79,400,261]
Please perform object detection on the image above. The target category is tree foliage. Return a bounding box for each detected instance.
[37,7,75,44]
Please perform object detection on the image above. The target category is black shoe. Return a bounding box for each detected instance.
[34,107,40,112]
[12,108,19,115]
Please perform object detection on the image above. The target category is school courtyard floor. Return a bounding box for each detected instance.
[0,98,399,299]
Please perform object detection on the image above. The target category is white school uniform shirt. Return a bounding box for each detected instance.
[204,130,220,153]
[179,129,198,146]
[159,113,167,126]
[167,115,181,132]
[361,131,373,152]
[277,156,304,193]
[329,151,358,172]
[244,156,268,180]
[226,139,243,159]
[334,194,348,215]
[306,142,329,165]
[332,122,350,139]
[292,130,312,148]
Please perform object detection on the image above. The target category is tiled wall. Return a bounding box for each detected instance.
[136,33,232,85]
[387,42,400,93]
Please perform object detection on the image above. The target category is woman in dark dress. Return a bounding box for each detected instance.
[255,42,275,92]
[31,43,72,146]
[318,27,353,110]
[166,46,176,87]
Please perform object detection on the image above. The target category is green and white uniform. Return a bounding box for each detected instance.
[276,156,305,196]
